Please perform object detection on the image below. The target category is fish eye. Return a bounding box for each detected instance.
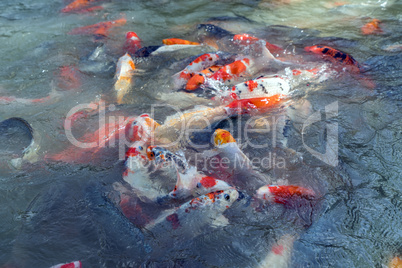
[196,182,202,188]
[138,146,143,150]
[224,194,230,201]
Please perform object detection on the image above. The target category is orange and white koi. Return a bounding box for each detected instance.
[225,95,286,115]
[145,189,238,233]
[184,65,222,91]
[162,38,200,46]
[68,17,126,37]
[255,185,315,204]
[232,33,283,55]
[61,0,103,13]
[114,53,135,104]
[123,31,142,55]
[388,256,402,268]
[304,45,361,72]
[173,53,220,88]
[361,19,383,35]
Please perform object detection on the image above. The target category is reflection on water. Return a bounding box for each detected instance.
[0,0,401,267]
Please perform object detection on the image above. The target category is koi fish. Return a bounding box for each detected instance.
[232,33,283,55]
[48,116,136,164]
[0,88,60,105]
[56,65,81,90]
[388,256,402,268]
[227,76,291,100]
[255,185,315,204]
[127,113,160,144]
[173,53,220,88]
[144,189,239,235]
[203,129,269,185]
[68,17,126,37]
[257,234,296,268]
[304,45,361,72]
[146,146,188,173]
[114,53,135,104]
[123,31,142,55]
[225,95,286,115]
[163,38,200,46]
[61,0,103,13]
[50,261,82,268]
[184,65,222,91]
[361,19,383,35]
[123,145,175,203]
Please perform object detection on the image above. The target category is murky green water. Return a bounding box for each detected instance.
[0,0,401,267]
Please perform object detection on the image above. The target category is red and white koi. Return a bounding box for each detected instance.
[50,260,82,268]
[169,166,233,199]
[255,185,315,205]
[257,234,296,268]
[225,95,287,115]
[114,53,135,104]
[123,31,142,55]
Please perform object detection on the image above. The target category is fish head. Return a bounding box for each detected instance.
[126,31,140,41]
[127,114,160,142]
[188,189,239,212]
[185,73,205,91]
[213,129,236,147]
[255,185,274,201]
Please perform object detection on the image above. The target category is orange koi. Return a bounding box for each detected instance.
[304,45,361,72]
[256,185,315,204]
[162,38,200,46]
[68,17,126,37]
[123,31,142,54]
[361,19,383,35]
[389,256,402,268]
[225,95,285,115]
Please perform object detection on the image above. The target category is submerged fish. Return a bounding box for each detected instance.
[114,53,135,104]
[361,19,383,35]
[257,234,296,268]
[304,45,361,72]
[61,0,103,13]
[68,17,126,37]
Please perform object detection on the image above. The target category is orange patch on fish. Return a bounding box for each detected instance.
[226,95,285,114]
[271,244,284,255]
[162,38,200,45]
[185,74,205,91]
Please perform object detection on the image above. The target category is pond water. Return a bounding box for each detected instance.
[0,0,401,267]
